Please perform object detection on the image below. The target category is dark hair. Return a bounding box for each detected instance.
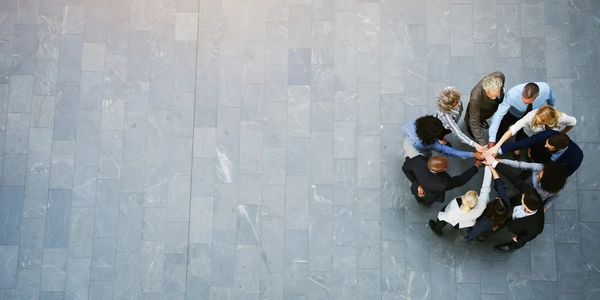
[415,115,445,145]
[522,192,541,211]
[547,133,569,149]
[540,162,568,193]
[522,83,540,99]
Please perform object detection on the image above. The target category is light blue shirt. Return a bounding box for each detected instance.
[488,82,556,142]
[404,121,474,159]
[551,146,568,161]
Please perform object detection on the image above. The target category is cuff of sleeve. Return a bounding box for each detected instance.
[492,160,499,168]
[498,148,503,155]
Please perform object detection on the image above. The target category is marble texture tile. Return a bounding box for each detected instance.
[0,1,598,298]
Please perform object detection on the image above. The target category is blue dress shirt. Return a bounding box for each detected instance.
[404,121,474,159]
[488,82,556,142]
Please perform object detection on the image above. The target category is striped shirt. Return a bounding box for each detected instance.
[436,101,478,148]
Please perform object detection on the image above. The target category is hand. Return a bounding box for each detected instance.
[438,139,449,145]
[417,185,426,197]
[487,142,496,149]
[511,235,518,242]
[474,144,486,153]
[474,159,485,168]
[483,150,497,166]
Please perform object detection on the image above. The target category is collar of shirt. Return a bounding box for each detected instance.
[512,205,536,220]
[551,146,568,161]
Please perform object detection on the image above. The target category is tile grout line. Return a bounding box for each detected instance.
[184,2,203,297]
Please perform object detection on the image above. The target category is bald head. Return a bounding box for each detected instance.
[427,157,448,173]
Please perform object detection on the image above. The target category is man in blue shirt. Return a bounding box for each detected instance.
[487,82,556,150]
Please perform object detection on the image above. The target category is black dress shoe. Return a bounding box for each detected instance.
[428,220,442,236]
[493,242,515,253]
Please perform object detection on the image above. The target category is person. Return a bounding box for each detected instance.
[488,105,576,155]
[465,195,510,242]
[402,155,482,206]
[495,130,583,176]
[465,71,505,146]
[487,82,556,148]
[491,159,568,209]
[435,87,485,152]
[404,115,483,160]
[428,166,492,235]
[490,164,544,253]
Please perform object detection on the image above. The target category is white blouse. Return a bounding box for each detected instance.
[509,109,577,137]
[437,167,492,228]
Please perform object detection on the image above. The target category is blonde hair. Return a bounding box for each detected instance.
[531,105,561,129]
[437,87,461,112]
[460,190,479,213]
[482,75,503,94]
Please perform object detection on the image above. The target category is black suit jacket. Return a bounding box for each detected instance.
[500,129,583,176]
[402,155,479,205]
[495,164,545,248]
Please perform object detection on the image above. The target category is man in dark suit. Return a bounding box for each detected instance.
[498,130,583,176]
[402,156,482,206]
[491,164,544,252]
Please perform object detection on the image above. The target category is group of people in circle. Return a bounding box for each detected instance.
[401,71,583,253]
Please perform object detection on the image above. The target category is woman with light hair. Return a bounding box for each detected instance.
[487,105,577,156]
[465,71,506,146]
[436,87,486,152]
[428,167,493,235]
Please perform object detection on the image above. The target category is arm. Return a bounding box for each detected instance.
[559,112,577,134]
[491,130,514,155]
[440,113,478,148]
[498,158,544,172]
[446,165,479,190]
[467,96,487,145]
[488,102,511,143]
[478,167,493,205]
[547,88,556,107]
[494,163,536,194]
[401,160,420,196]
[513,222,543,248]
[500,132,546,155]
[431,142,475,159]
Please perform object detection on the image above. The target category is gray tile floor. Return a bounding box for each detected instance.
[0,0,599,299]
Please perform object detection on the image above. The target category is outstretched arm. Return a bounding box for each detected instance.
[499,159,544,172]
[494,163,536,194]
[488,102,511,143]
[431,142,475,159]
[439,113,479,149]
[446,165,479,190]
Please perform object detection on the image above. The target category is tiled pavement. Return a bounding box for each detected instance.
[0,0,599,299]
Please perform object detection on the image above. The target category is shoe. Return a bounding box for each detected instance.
[428,220,442,236]
[493,242,515,253]
[480,121,489,129]
[476,236,486,242]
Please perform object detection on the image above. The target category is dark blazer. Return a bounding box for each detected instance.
[402,155,479,205]
[465,71,505,145]
[500,129,583,176]
[495,164,544,249]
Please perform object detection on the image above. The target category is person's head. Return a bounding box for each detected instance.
[545,133,570,152]
[427,156,448,173]
[521,192,541,212]
[460,190,479,213]
[415,115,445,145]
[537,162,568,194]
[482,75,503,99]
[531,105,561,129]
[521,82,540,104]
[437,87,461,113]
